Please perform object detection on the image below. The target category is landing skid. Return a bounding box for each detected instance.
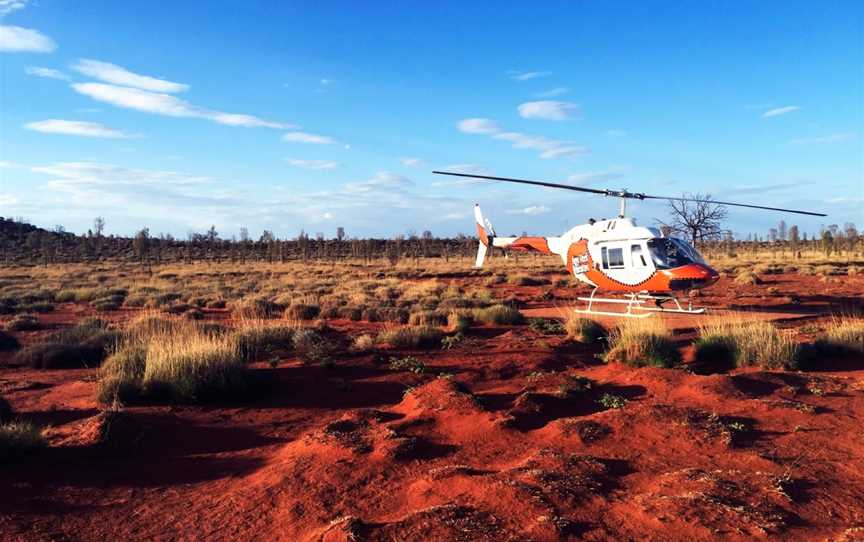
[575,288,706,318]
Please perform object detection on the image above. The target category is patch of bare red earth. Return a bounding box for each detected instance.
[0,272,863,541]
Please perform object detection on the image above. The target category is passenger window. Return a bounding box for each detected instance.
[631,244,647,267]
[603,247,625,269]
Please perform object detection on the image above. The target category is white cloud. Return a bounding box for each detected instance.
[507,205,550,215]
[790,133,856,145]
[517,100,579,121]
[457,118,501,134]
[0,25,55,52]
[73,59,188,93]
[507,70,551,81]
[25,66,68,80]
[320,78,332,86]
[24,119,136,138]
[567,171,625,185]
[322,211,334,219]
[72,82,294,129]
[443,164,490,175]
[0,193,20,206]
[287,159,339,170]
[0,0,28,17]
[762,105,800,118]
[458,117,589,159]
[534,87,569,98]
[282,131,337,144]
[400,157,423,167]
[344,171,412,193]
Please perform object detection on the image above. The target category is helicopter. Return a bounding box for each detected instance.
[432,171,827,318]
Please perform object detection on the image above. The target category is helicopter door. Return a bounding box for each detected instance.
[600,245,629,283]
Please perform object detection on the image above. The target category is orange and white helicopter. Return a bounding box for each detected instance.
[433,171,826,318]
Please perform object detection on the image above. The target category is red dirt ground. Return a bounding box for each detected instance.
[1,273,863,541]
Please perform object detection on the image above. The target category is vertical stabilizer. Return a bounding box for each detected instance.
[474,204,491,268]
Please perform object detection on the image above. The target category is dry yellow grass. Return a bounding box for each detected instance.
[695,316,798,369]
[604,318,681,368]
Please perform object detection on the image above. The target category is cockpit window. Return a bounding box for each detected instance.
[647,238,704,269]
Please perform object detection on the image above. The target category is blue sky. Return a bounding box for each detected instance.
[1,0,861,239]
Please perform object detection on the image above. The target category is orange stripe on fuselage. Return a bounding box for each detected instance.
[508,236,551,253]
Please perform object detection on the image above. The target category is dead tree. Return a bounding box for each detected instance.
[658,193,727,245]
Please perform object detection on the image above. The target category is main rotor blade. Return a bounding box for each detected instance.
[642,195,827,217]
[431,171,609,195]
[432,171,827,217]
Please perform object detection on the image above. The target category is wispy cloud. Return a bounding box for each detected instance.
[762,105,800,118]
[282,131,336,144]
[25,66,68,80]
[400,157,423,167]
[287,159,339,170]
[0,193,20,206]
[72,82,295,129]
[507,70,551,81]
[458,117,589,159]
[534,87,569,98]
[790,133,856,145]
[517,100,579,121]
[507,205,550,215]
[73,59,188,93]
[344,171,413,193]
[24,119,137,139]
[567,171,625,185]
[0,0,29,17]
[0,25,55,52]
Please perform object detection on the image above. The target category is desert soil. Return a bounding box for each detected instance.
[1,272,863,541]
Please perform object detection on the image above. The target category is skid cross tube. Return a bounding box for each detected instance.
[575,289,707,317]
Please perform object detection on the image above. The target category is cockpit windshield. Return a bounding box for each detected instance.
[646,238,705,269]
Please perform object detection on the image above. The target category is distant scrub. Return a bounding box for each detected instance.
[0,421,46,462]
[5,313,40,332]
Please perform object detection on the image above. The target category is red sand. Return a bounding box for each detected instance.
[1,273,863,541]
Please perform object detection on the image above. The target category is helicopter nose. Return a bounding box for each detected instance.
[665,264,719,290]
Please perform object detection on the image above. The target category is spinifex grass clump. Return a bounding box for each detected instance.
[233,319,295,363]
[604,318,681,368]
[816,318,864,355]
[565,315,607,343]
[0,393,45,462]
[472,304,523,325]
[694,317,798,370]
[14,318,119,368]
[377,325,444,349]
[98,318,249,404]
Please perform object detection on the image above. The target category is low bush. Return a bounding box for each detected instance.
[565,316,607,343]
[473,304,523,325]
[508,274,549,286]
[408,309,448,327]
[97,344,147,403]
[733,271,762,285]
[292,329,339,365]
[528,318,565,335]
[604,318,681,368]
[447,311,473,334]
[351,334,375,352]
[388,356,426,374]
[694,318,798,370]
[5,314,40,332]
[14,319,119,369]
[377,325,444,349]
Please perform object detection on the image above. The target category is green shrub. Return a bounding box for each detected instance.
[389,356,426,374]
[605,319,681,368]
[408,309,448,327]
[528,318,565,335]
[597,393,628,409]
[447,311,473,334]
[292,329,338,365]
[97,345,147,403]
